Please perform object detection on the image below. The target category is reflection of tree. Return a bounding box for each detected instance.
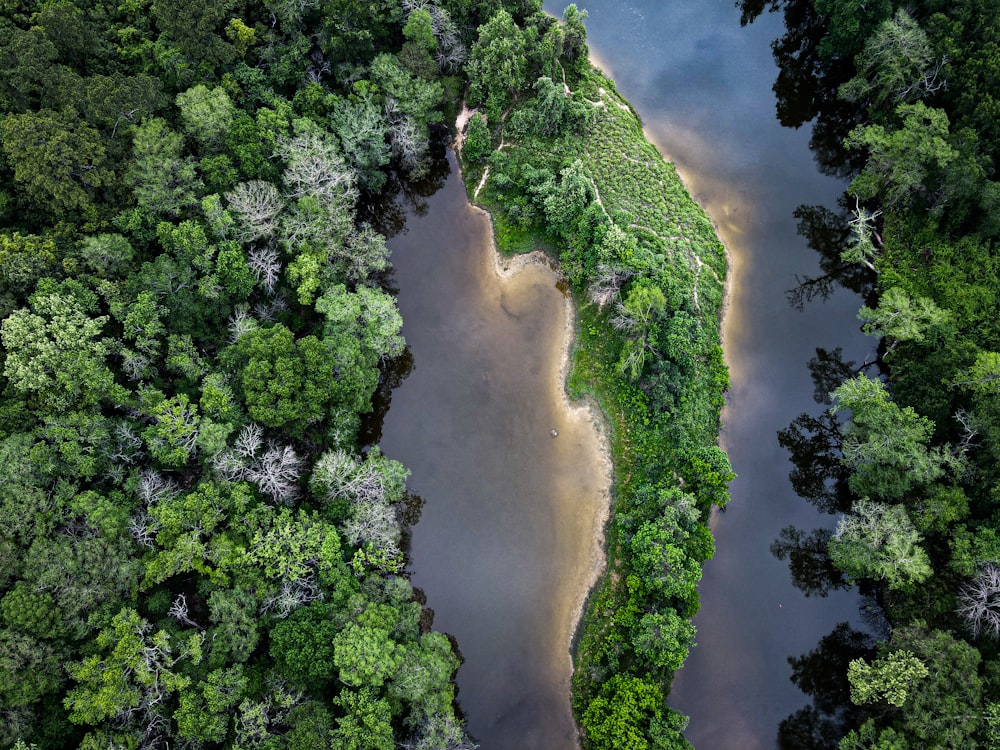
[737,0,864,179]
[778,346,880,514]
[808,347,863,404]
[778,410,852,515]
[358,134,453,239]
[787,204,876,310]
[358,345,416,448]
[771,525,847,598]
[778,623,874,750]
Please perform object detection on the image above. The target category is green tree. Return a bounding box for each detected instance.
[331,688,395,750]
[462,113,491,163]
[128,117,203,217]
[829,499,932,589]
[1,283,119,412]
[231,325,343,432]
[844,103,986,220]
[839,9,944,108]
[467,9,527,121]
[858,286,953,350]
[831,374,957,499]
[1,108,112,214]
[848,649,929,708]
[269,603,338,689]
[176,84,236,150]
[64,608,202,726]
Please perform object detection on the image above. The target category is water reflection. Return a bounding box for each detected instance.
[787,204,875,310]
[777,622,874,750]
[737,0,864,179]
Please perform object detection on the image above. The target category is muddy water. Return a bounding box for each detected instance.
[378,152,609,750]
[538,1,870,748]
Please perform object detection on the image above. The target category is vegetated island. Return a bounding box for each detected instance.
[457,7,734,748]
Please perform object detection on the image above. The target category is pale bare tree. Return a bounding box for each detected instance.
[227,305,260,344]
[247,443,303,505]
[958,563,1000,639]
[247,244,281,294]
[227,180,284,243]
[168,594,200,628]
[278,130,358,208]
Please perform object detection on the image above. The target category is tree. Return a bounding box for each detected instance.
[0,26,60,110]
[152,0,236,69]
[230,325,343,432]
[330,94,392,191]
[0,630,65,707]
[331,688,395,750]
[814,0,891,61]
[829,500,932,589]
[632,610,695,673]
[839,9,945,108]
[332,621,400,688]
[128,117,202,217]
[269,603,338,689]
[316,284,405,361]
[466,9,527,121]
[64,608,203,728]
[0,232,58,298]
[831,374,958,499]
[176,84,235,150]
[858,286,953,349]
[174,667,247,743]
[844,103,986,220]
[847,650,929,708]
[226,181,283,243]
[462,113,490,163]
[582,674,688,750]
[1,108,112,214]
[1,283,119,412]
[957,563,1000,639]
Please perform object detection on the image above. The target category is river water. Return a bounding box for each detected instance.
[537,1,870,748]
[378,152,609,750]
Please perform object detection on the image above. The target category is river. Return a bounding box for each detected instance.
[380,1,871,748]
[377,151,610,749]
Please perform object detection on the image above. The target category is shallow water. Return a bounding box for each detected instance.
[378,152,609,750]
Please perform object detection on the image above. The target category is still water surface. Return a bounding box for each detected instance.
[538,1,869,748]
[378,152,609,750]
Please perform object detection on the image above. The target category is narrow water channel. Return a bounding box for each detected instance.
[378,152,609,750]
[535,1,869,748]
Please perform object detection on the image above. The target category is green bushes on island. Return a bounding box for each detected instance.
[744,0,1000,747]
[461,9,733,748]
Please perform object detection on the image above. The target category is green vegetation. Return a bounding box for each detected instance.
[745,0,1000,746]
[460,10,732,748]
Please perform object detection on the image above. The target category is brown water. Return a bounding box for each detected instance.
[537,1,870,748]
[378,152,609,750]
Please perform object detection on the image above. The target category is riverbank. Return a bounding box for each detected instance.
[459,41,732,747]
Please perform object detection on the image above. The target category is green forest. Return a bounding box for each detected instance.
[740,0,1000,748]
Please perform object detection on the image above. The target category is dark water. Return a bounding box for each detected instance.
[539,1,870,748]
[378,153,609,750]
